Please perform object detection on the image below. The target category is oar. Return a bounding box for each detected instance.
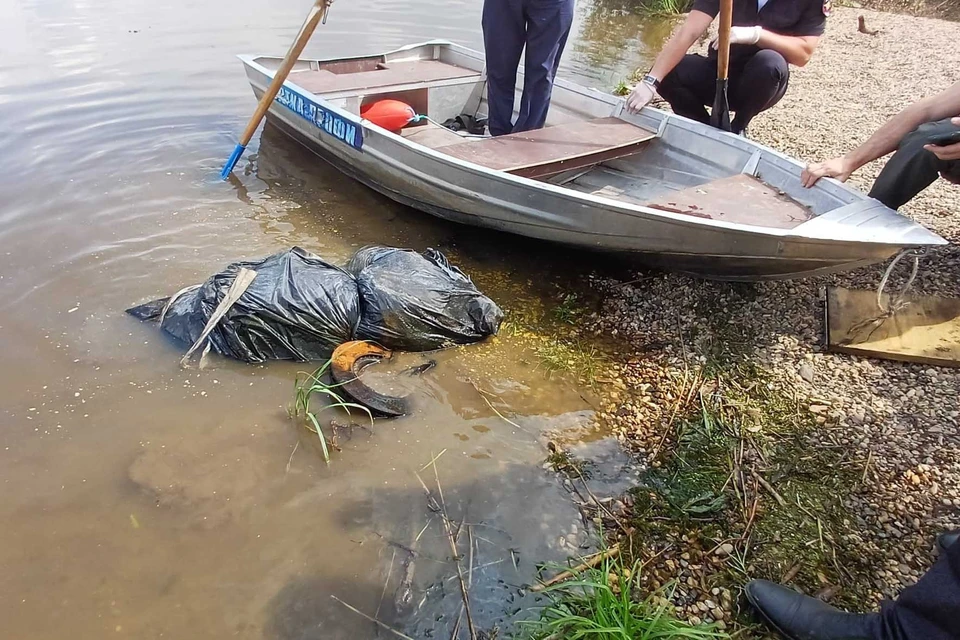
[710,0,733,132]
[220,0,332,180]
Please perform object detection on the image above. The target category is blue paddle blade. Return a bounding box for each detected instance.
[220,143,247,180]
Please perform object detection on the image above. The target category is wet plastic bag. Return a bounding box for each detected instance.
[126,247,360,363]
[346,246,503,351]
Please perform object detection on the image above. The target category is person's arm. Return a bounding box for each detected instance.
[649,10,714,83]
[625,10,714,113]
[755,30,820,67]
[753,0,824,67]
[802,81,960,187]
[711,28,820,67]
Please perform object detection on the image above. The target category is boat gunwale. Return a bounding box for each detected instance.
[236,43,947,248]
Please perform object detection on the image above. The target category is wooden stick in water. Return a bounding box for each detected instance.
[220,0,331,179]
[330,595,415,640]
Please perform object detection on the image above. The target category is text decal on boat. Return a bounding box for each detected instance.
[275,85,363,150]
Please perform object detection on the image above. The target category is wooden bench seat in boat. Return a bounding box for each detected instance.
[290,60,480,95]
[644,174,814,229]
[437,117,657,179]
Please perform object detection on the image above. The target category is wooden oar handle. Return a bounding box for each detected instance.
[238,0,330,147]
[716,0,733,81]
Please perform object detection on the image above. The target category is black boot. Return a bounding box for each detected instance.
[745,580,876,640]
[938,530,960,553]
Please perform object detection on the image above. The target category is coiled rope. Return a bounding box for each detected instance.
[842,248,926,344]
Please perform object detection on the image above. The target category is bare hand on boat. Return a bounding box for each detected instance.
[710,26,762,49]
[625,82,654,114]
[801,157,851,188]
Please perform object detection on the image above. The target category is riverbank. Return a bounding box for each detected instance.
[576,6,959,634]
[843,0,960,21]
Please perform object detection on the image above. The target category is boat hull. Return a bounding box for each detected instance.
[239,48,946,281]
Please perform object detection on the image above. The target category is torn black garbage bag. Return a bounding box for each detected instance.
[126,247,360,363]
[345,246,503,351]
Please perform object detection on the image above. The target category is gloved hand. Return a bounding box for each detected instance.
[625,82,655,114]
[710,25,762,49]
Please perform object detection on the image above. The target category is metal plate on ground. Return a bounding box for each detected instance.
[825,286,960,367]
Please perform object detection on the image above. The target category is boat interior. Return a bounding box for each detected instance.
[262,43,825,230]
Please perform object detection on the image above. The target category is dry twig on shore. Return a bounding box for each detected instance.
[751,468,787,507]
[530,544,621,592]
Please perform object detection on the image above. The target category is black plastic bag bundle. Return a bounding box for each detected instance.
[346,246,503,352]
[127,247,360,363]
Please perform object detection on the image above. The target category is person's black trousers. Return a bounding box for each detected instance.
[481,0,574,137]
[868,118,960,210]
[658,50,789,134]
[868,540,960,640]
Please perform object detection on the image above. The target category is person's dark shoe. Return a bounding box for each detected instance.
[745,579,875,640]
[937,530,960,553]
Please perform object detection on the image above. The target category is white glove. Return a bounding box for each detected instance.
[625,82,655,114]
[711,25,763,49]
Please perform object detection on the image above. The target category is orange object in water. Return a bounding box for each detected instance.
[361,99,417,133]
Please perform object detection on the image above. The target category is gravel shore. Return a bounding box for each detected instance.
[588,6,960,630]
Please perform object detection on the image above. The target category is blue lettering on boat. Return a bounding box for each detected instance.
[274,84,363,150]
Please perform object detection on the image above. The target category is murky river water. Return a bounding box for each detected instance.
[0,0,669,637]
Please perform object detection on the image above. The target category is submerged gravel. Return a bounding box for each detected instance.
[592,5,960,621]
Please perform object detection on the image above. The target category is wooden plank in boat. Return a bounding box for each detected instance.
[645,174,814,229]
[438,118,656,179]
[825,286,960,367]
[291,60,480,95]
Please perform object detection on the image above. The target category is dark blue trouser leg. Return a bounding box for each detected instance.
[869,540,960,640]
[513,0,574,133]
[482,0,526,136]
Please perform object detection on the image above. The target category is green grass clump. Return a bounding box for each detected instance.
[552,293,584,325]
[518,545,728,640]
[536,338,604,383]
[291,358,374,464]
[545,447,592,480]
[623,358,872,616]
[637,0,692,15]
[613,80,632,97]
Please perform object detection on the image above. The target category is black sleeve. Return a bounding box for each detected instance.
[793,0,827,36]
[691,0,719,18]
